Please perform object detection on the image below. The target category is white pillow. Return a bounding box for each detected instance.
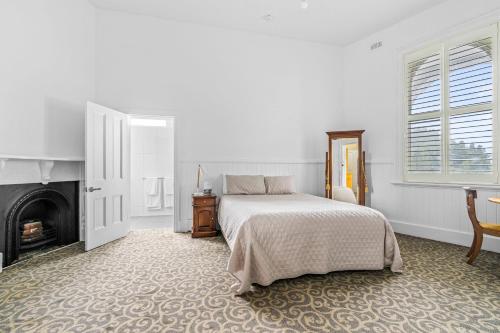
[264,176,296,194]
[332,186,357,204]
[225,175,266,195]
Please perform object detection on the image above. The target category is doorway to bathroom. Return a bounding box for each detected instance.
[129,115,175,229]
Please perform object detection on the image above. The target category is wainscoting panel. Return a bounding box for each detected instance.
[176,160,324,232]
[365,162,500,252]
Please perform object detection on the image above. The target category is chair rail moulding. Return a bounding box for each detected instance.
[0,159,7,172]
[0,154,84,185]
[179,159,324,165]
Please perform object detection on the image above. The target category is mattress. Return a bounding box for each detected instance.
[218,193,403,294]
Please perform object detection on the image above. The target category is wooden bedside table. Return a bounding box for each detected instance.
[192,194,217,238]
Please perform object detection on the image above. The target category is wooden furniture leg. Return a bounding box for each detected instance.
[467,232,483,265]
[466,231,476,257]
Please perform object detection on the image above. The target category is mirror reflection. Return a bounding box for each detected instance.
[332,138,359,199]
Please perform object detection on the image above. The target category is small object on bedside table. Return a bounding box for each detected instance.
[192,194,217,238]
[203,180,212,195]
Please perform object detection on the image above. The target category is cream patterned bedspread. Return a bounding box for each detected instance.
[218,193,403,294]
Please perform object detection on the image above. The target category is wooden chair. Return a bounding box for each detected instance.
[464,188,500,264]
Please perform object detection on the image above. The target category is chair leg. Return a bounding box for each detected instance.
[467,232,483,265]
[466,231,477,257]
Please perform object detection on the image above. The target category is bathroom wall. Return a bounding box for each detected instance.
[130,117,175,217]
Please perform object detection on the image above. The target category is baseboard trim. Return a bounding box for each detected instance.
[179,159,323,165]
[389,219,500,253]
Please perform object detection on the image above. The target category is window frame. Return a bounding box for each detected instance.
[403,24,499,184]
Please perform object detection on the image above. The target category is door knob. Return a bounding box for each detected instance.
[86,187,102,192]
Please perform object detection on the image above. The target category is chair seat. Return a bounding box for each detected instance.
[480,223,500,235]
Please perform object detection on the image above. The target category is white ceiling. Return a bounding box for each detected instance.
[89,0,447,45]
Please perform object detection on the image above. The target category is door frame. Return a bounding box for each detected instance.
[128,114,178,230]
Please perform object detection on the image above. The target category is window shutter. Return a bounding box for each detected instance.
[408,118,441,172]
[408,53,442,115]
[449,37,493,108]
[449,110,493,173]
[406,52,442,174]
[447,36,495,174]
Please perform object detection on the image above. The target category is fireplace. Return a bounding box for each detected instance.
[0,181,79,267]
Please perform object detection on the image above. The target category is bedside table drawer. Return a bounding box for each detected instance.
[192,197,216,207]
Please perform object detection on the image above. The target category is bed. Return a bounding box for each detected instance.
[218,193,403,294]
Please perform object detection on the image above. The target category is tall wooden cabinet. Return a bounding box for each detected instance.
[192,195,217,238]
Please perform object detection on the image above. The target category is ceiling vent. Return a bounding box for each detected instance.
[370,41,383,50]
[262,14,273,22]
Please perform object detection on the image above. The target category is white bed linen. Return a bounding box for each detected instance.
[218,193,403,294]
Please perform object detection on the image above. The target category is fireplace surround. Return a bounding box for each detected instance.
[0,181,79,267]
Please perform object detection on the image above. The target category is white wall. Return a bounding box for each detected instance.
[0,0,95,247]
[0,0,95,159]
[94,9,343,230]
[341,0,500,252]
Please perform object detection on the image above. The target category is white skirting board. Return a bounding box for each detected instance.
[389,219,500,253]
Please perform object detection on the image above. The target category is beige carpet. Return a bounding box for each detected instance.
[0,230,499,332]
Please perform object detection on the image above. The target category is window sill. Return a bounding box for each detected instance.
[391,181,500,190]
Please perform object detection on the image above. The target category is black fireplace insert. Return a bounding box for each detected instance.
[0,181,79,267]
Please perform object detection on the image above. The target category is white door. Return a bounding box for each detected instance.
[85,102,130,251]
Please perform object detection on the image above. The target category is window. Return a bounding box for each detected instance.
[404,25,498,183]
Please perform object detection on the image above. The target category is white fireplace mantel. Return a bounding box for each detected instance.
[0,154,84,185]
[0,154,84,162]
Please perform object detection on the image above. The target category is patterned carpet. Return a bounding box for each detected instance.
[0,230,499,333]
